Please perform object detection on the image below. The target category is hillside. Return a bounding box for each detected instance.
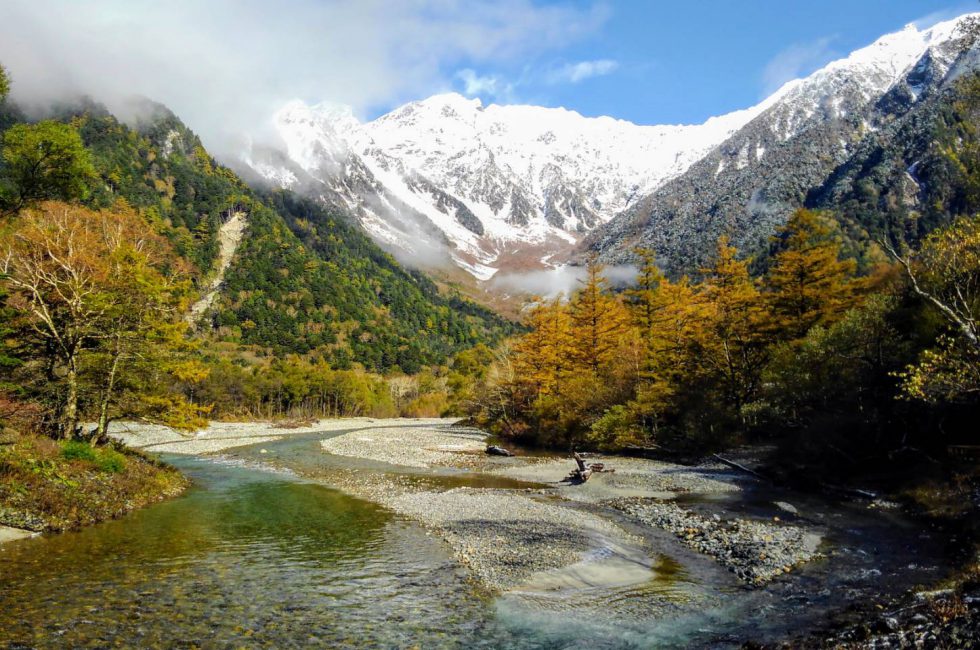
[0,98,516,373]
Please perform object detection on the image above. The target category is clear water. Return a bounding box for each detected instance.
[0,427,958,648]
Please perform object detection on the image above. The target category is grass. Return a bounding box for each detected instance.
[0,433,188,532]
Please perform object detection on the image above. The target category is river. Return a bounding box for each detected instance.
[0,423,958,648]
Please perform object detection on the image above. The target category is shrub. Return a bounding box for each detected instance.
[61,440,97,462]
[589,405,647,451]
[96,449,126,473]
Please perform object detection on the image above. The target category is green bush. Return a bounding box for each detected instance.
[61,440,97,462]
[96,449,126,473]
[589,405,647,452]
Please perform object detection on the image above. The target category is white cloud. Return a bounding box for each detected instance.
[547,58,619,84]
[491,263,637,298]
[456,69,504,97]
[760,36,838,96]
[0,0,609,157]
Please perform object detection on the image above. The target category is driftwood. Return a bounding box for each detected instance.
[819,483,878,500]
[711,454,770,483]
[486,445,514,457]
[623,444,660,454]
[564,452,614,484]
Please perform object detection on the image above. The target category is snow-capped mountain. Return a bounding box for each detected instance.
[586,13,980,272]
[244,94,767,280]
[244,13,980,281]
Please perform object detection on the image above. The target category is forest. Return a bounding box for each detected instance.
[466,211,979,478]
[447,74,980,486]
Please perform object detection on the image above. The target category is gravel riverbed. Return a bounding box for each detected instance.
[314,422,823,591]
[388,488,640,591]
[116,419,825,594]
[614,499,822,585]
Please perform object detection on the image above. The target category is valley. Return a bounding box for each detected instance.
[1,4,979,648]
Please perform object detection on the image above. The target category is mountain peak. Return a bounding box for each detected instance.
[247,11,980,281]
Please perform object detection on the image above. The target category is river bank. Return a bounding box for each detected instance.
[314,422,824,591]
[0,433,187,538]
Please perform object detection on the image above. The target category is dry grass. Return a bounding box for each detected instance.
[0,433,188,532]
[928,593,970,623]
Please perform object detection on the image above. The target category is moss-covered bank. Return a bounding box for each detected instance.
[0,433,188,533]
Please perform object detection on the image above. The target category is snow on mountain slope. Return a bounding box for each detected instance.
[249,93,767,279]
[586,13,980,273]
[245,12,980,281]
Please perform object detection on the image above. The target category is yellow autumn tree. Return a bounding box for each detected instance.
[693,236,770,418]
[567,257,630,375]
[624,249,694,434]
[0,201,209,441]
[510,297,574,399]
[765,209,857,340]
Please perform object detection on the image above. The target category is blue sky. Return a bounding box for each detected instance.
[2,1,977,149]
[436,0,979,125]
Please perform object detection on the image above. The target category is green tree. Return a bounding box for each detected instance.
[885,214,980,402]
[0,64,9,102]
[0,121,97,216]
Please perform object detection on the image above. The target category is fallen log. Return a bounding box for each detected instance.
[711,454,770,483]
[819,482,878,500]
[486,445,514,457]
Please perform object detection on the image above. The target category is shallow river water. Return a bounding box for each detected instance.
[0,426,959,648]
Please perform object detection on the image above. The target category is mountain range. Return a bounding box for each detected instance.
[243,13,980,281]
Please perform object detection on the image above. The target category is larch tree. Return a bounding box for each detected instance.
[511,297,574,398]
[765,209,857,340]
[568,257,630,376]
[625,249,683,432]
[694,237,770,417]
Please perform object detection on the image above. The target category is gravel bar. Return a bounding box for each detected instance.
[615,498,822,585]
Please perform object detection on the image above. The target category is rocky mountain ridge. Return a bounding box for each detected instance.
[244,12,980,280]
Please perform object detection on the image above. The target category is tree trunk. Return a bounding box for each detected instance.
[61,358,79,440]
[93,341,122,446]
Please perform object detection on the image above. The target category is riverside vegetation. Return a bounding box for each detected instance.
[459,80,980,494]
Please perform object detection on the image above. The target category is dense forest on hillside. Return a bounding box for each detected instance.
[807,75,980,270]
[0,62,517,441]
[0,89,515,368]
